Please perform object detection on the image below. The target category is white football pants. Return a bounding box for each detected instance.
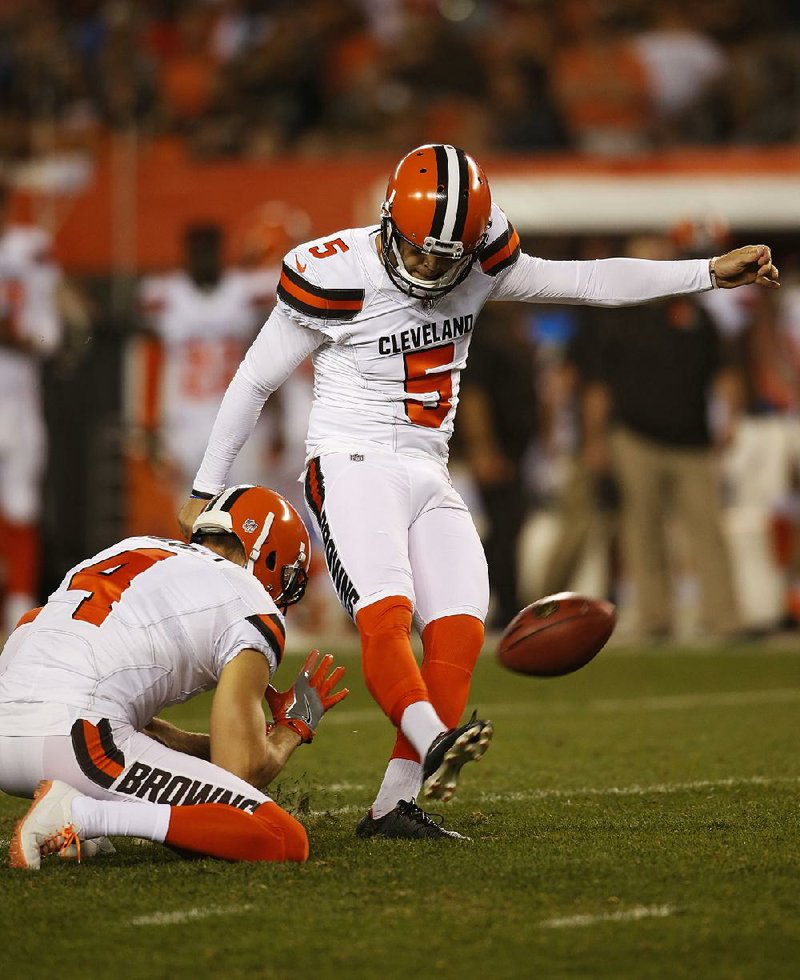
[303,452,489,628]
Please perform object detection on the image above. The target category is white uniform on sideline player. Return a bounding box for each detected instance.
[0,180,63,635]
[1,485,348,869]
[132,223,276,502]
[178,144,780,841]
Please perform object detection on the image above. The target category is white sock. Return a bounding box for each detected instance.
[399,700,446,761]
[72,795,171,844]
[371,759,423,818]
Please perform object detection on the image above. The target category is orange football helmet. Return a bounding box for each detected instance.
[380,144,492,299]
[192,485,311,611]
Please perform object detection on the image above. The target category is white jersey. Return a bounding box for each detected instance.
[275,210,523,462]
[193,205,712,494]
[138,268,274,431]
[0,224,62,399]
[0,535,286,735]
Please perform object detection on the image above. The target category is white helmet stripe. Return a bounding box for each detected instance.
[214,486,244,511]
[439,145,462,243]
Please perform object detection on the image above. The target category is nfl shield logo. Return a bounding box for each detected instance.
[243,519,258,533]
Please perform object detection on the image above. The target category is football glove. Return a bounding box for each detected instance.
[265,649,349,743]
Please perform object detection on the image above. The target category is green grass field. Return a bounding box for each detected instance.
[1,640,798,980]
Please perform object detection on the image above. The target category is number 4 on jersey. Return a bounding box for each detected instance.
[68,548,175,626]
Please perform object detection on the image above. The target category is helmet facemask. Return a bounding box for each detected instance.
[379,144,492,301]
[380,200,484,300]
[276,548,309,612]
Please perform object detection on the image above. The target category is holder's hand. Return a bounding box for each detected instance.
[178,496,209,541]
[265,650,349,743]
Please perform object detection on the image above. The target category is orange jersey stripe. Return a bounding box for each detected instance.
[278,271,363,313]
[81,720,125,779]
[480,226,521,274]
[253,614,285,652]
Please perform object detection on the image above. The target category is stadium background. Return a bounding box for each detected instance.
[2,0,798,636]
[1,3,800,977]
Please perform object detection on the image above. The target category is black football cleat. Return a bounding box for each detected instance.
[421,711,493,804]
[355,799,468,840]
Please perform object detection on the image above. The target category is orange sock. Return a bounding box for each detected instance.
[391,614,485,761]
[165,801,308,862]
[356,595,430,726]
[4,522,40,597]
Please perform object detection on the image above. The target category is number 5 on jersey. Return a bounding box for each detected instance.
[403,343,454,429]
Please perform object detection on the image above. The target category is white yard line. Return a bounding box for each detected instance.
[308,804,362,817]
[540,905,674,929]
[131,904,253,927]
[478,774,800,804]
[580,688,800,713]
[306,774,800,818]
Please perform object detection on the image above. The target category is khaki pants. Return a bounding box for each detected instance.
[541,461,616,597]
[611,426,739,637]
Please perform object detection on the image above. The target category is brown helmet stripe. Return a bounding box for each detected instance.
[451,147,470,242]
[219,486,250,512]
[430,144,451,239]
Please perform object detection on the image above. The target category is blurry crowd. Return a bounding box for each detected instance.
[1,0,800,167]
[1,0,800,644]
[456,228,800,641]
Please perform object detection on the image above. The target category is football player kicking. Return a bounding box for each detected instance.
[178,144,780,841]
[0,485,348,869]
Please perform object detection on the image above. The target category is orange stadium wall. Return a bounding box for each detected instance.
[9,143,800,275]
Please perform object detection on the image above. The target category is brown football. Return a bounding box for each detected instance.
[497,593,616,677]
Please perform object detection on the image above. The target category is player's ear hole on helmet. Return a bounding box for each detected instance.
[266,550,277,571]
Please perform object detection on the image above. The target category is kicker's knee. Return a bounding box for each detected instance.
[356,595,413,640]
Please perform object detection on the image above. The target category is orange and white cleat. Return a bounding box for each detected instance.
[9,780,84,870]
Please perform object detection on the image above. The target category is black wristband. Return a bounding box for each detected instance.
[190,489,214,500]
